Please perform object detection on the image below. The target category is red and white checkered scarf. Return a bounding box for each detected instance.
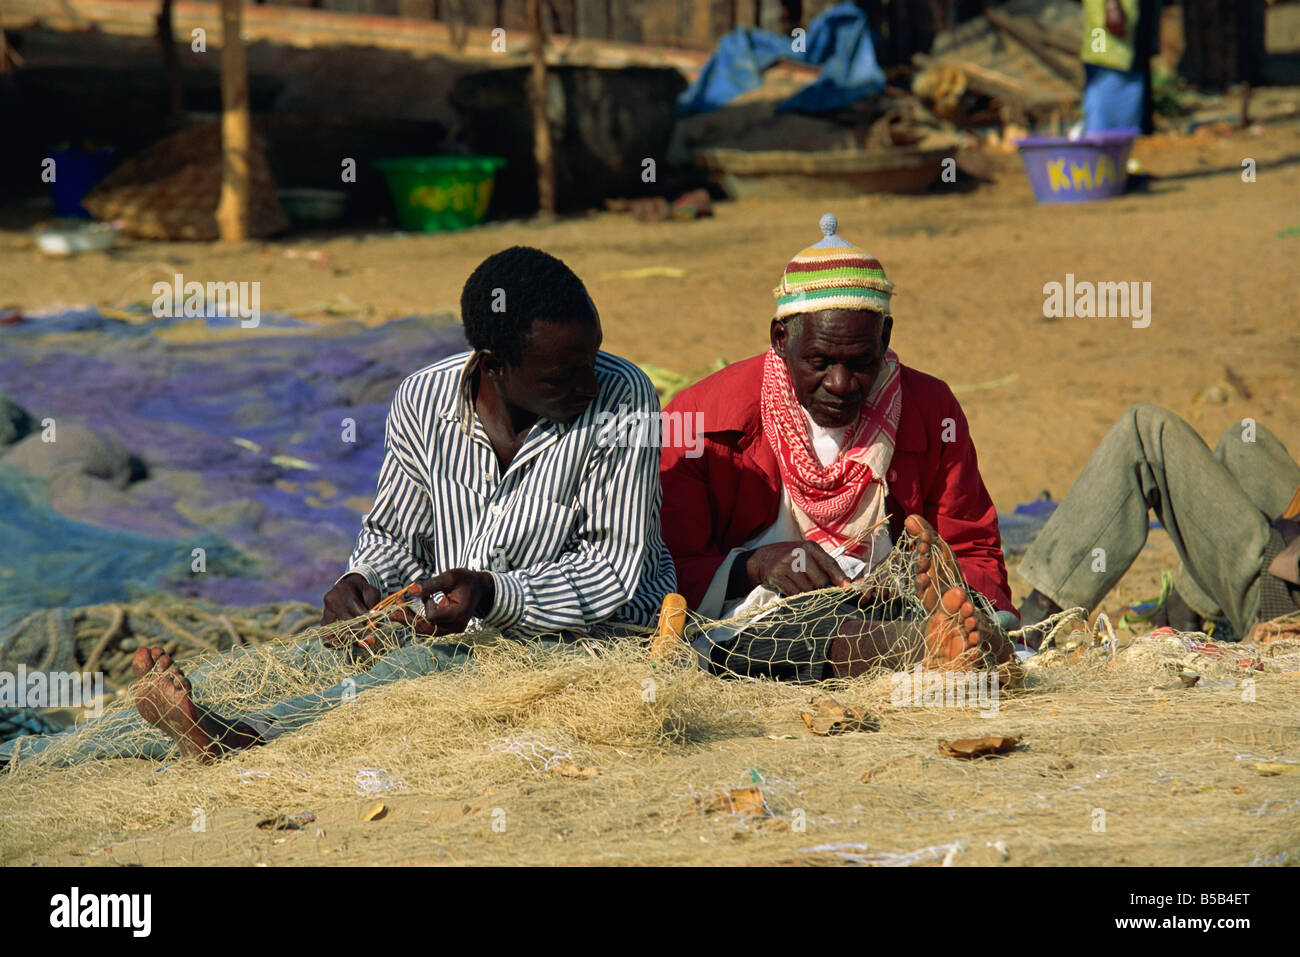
[759,347,902,559]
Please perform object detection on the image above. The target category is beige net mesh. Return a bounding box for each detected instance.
[679,525,1022,685]
[2,531,1299,866]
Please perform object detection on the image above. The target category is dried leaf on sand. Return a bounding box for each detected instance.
[801,694,879,736]
[938,735,1021,759]
[695,785,766,817]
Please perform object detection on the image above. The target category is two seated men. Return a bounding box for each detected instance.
[6,219,1297,766]
[119,217,1017,765]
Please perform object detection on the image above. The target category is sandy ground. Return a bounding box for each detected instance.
[6,631,1300,869]
[6,124,1298,610]
[2,124,1299,865]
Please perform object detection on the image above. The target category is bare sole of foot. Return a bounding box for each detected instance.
[904,514,961,614]
[133,647,220,762]
[905,515,1012,668]
[924,586,985,668]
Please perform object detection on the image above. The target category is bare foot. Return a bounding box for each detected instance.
[133,647,221,762]
[924,586,986,668]
[904,515,1011,668]
[904,514,961,613]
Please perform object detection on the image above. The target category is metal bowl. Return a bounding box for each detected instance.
[34,222,120,256]
[277,188,349,225]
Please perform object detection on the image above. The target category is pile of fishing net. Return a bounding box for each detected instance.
[83,124,288,241]
[0,597,320,688]
[3,537,1298,866]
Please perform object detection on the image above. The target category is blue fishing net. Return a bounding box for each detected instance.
[0,309,468,621]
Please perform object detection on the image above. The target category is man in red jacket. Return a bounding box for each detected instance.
[660,214,1015,681]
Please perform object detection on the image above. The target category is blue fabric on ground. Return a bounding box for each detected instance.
[0,310,468,618]
[677,1,886,116]
[998,496,1161,558]
[998,498,1059,556]
[1082,63,1145,133]
[3,305,306,337]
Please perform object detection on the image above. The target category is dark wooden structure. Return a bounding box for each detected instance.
[1180,0,1268,89]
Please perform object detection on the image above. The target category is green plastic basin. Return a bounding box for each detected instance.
[373,155,506,231]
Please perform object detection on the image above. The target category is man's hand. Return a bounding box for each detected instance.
[744,540,849,597]
[320,573,380,647]
[388,569,496,637]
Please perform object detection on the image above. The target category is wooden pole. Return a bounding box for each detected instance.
[983,7,1083,86]
[156,0,184,122]
[1,4,25,76]
[215,0,251,242]
[528,0,556,217]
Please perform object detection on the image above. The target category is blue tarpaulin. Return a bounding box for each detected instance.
[677,1,886,116]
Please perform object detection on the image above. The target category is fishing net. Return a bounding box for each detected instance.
[0,525,1011,762]
[3,520,1299,866]
[0,597,322,690]
[679,524,1026,687]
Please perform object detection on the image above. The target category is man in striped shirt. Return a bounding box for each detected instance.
[2,247,676,766]
[320,246,675,640]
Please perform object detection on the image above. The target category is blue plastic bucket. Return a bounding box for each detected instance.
[1015,130,1137,204]
[48,147,116,218]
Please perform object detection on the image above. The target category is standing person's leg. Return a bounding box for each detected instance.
[1082,64,1145,133]
[1174,421,1300,621]
[1018,404,1273,636]
[1135,0,1159,136]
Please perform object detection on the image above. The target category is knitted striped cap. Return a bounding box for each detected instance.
[773,213,894,320]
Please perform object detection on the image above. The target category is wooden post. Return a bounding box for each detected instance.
[0,4,24,75]
[528,0,556,217]
[156,0,184,122]
[215,0,251,242]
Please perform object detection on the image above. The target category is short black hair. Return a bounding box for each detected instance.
[460,246,597,367]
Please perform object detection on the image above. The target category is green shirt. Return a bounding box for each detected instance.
[1080,0,1140,72]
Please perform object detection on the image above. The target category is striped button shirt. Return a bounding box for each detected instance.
[346,350,676,637]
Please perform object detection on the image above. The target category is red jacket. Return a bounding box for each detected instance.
[660,354,1014,615]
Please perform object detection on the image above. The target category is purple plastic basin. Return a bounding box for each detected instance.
[1015,129,1138,204]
